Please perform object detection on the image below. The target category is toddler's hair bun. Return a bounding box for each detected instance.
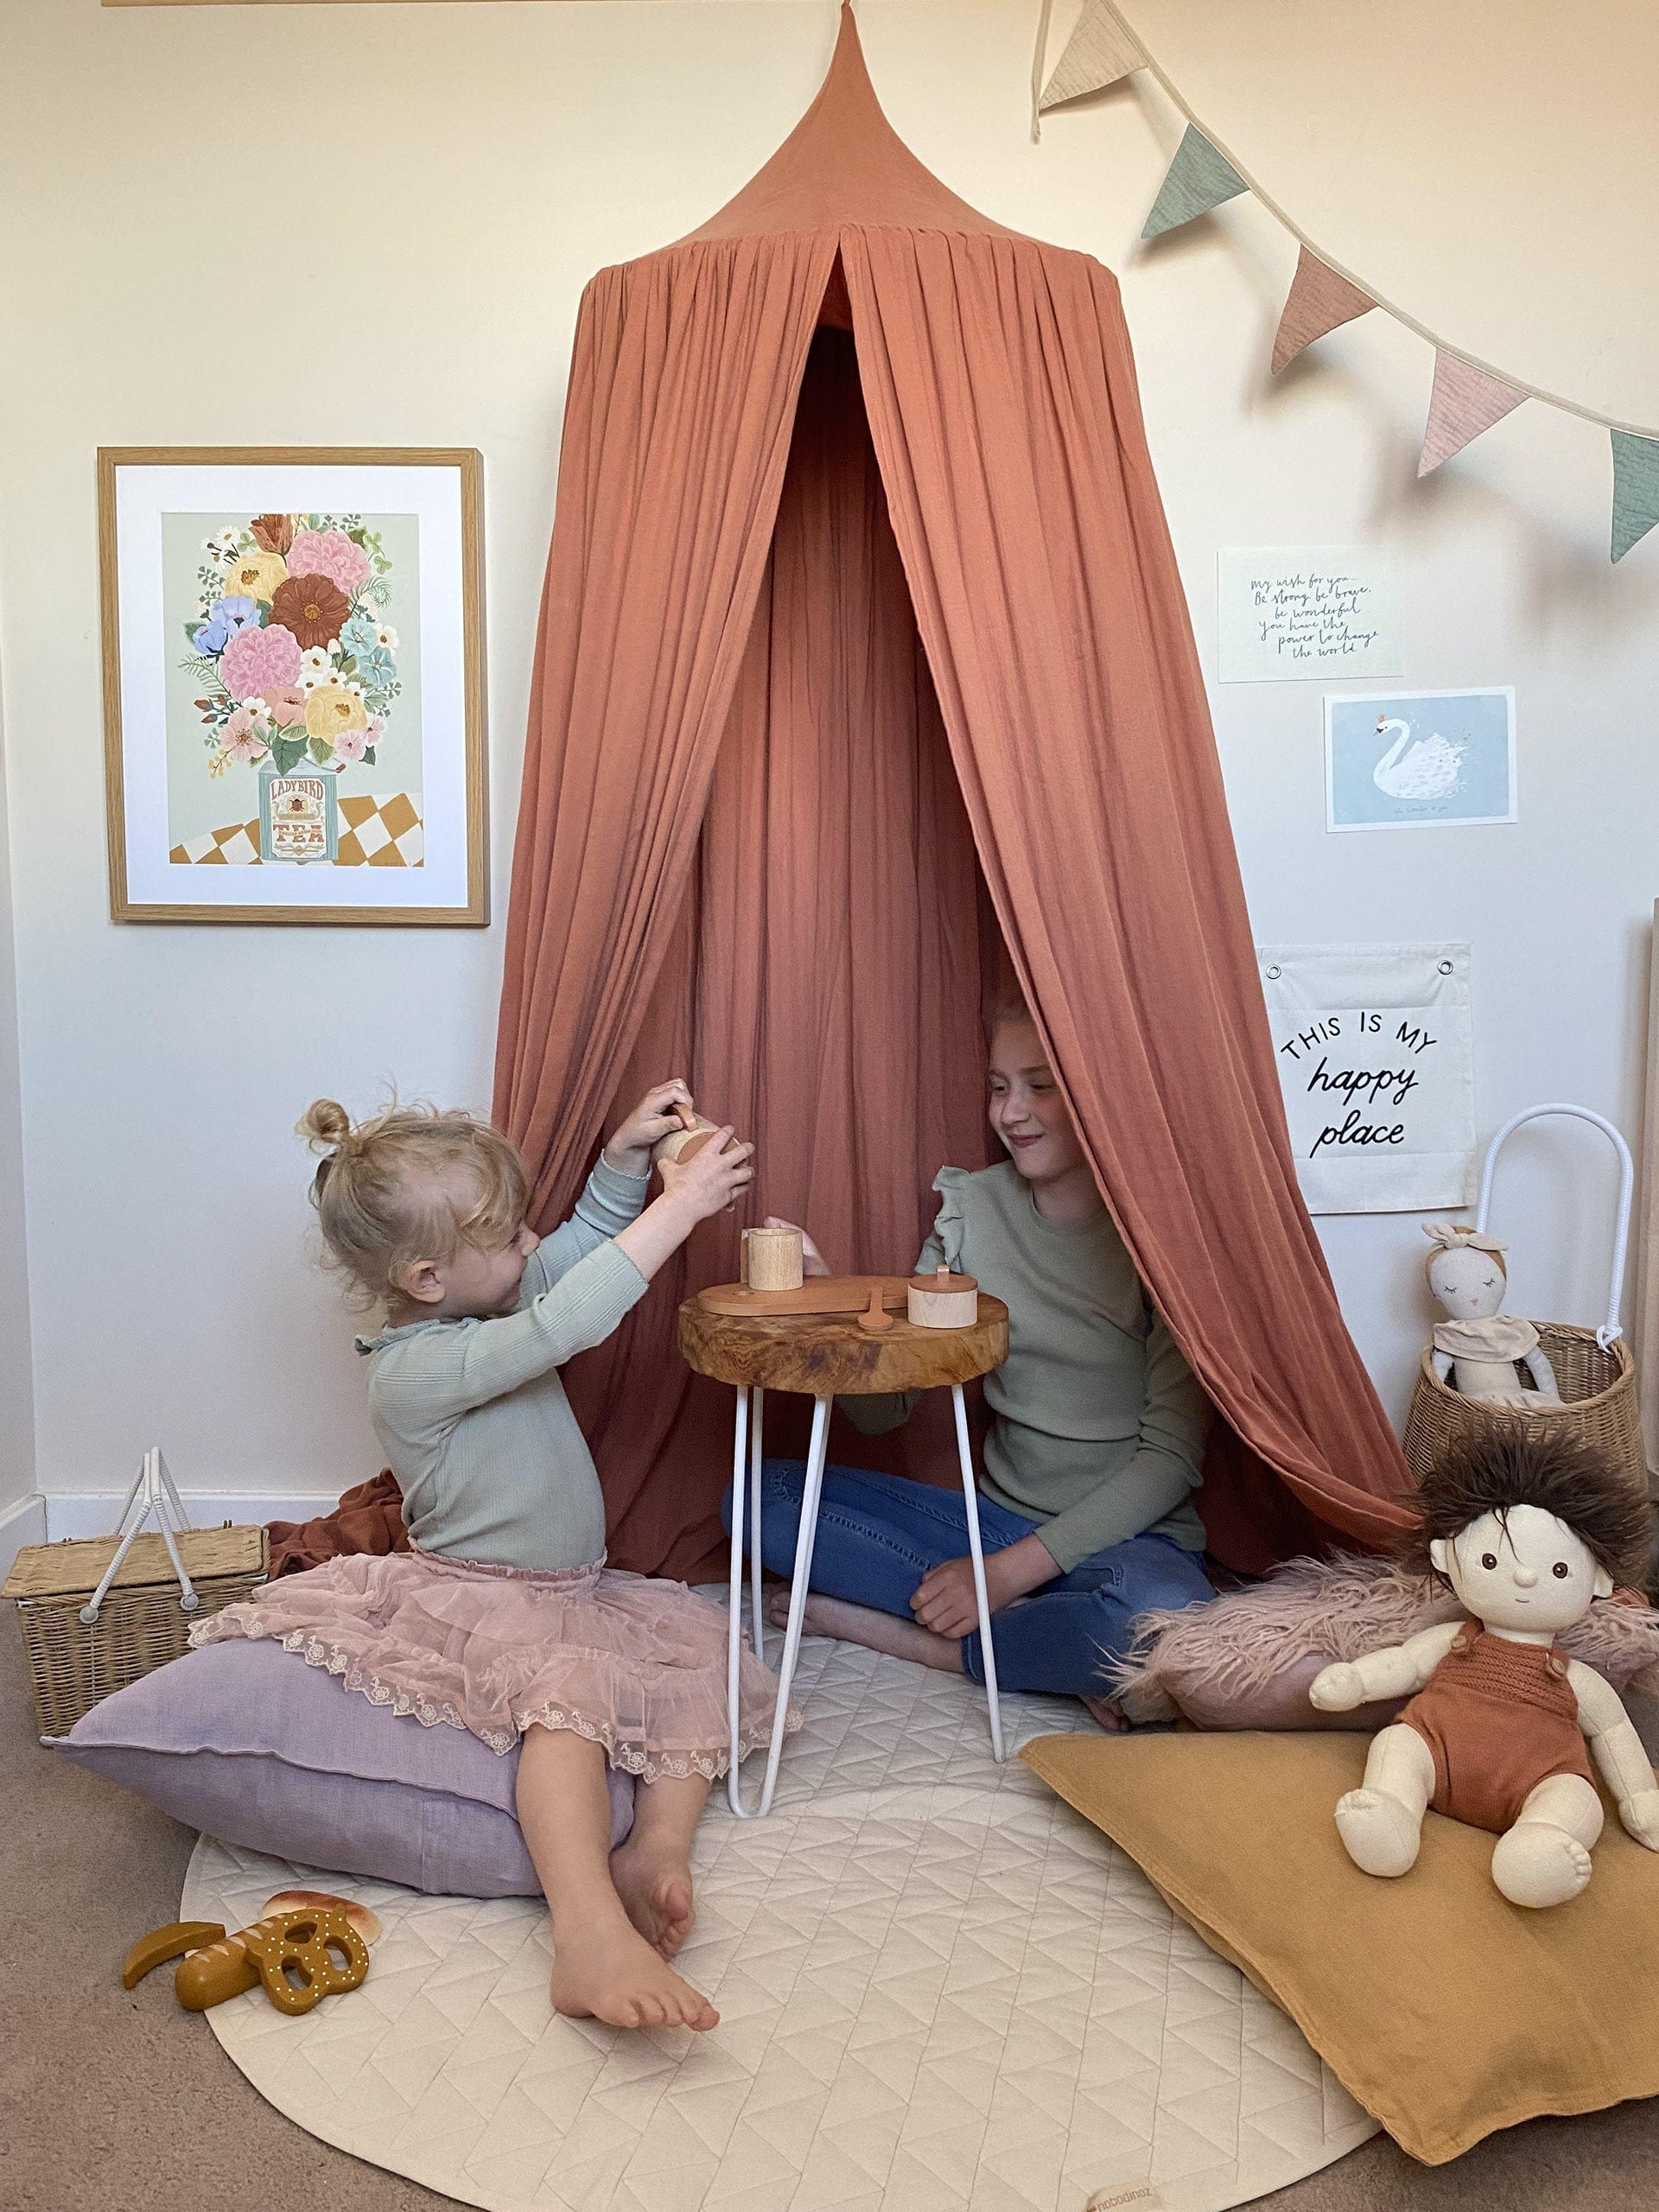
[298,1098,353,1153]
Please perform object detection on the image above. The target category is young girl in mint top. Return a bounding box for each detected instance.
[195,1085,790,2037]
[732,1001,1215,1705]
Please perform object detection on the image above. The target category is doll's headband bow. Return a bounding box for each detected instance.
[1423,1223,1508,1256]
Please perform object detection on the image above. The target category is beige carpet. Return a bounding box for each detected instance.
[8,1622,1659,2209]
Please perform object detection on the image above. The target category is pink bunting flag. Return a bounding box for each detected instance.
[1417,352,1527,476]
[1270,246,1376,375]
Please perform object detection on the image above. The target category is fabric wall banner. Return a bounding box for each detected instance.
[1418,353,1527,476]
[1611,430,1659,563]
[1141,125,1249,241]
[1270,246,1377,376]
[1039,0,1146,111]
[1258,945,1476,1215]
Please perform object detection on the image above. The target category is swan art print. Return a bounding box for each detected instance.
[1325,688,1516,831]
[1370,714,1466,803]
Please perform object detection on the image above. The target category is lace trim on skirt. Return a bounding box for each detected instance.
[209,1618,798,1782]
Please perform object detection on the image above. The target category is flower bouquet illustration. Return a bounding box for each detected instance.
[181,513,402,863]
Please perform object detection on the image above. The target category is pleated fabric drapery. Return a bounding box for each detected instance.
[496,8,1413,1583]
[555,331,1000,1581]
[493,233,840,1226]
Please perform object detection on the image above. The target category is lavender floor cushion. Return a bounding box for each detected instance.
[49,1637,634,1896]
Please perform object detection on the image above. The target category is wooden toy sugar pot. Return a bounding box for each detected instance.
[907,1263,979,1329]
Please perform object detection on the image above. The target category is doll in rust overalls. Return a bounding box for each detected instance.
[1311,1430,1659,1908]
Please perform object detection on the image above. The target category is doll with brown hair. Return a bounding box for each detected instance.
[1310,1429,1659,1907]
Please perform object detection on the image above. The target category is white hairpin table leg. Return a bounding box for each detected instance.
[729,1393,830,1820]
[952,1382,1004,1764]
[726,1387,751,1815]
[748,1388,766,1668]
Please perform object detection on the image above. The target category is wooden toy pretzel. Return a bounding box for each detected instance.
[177,1905,370,2016]
[123,1889,378,2017]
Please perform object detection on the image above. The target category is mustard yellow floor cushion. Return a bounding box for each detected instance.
[1021,1728,1659,2164]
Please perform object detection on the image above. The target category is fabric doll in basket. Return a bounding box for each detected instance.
[1310,1430,1659,1908]
[1424,1221,1560,1408]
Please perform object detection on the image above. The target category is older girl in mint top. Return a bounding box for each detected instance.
[732,1001,1215,1704]
[195,1087,789,2040]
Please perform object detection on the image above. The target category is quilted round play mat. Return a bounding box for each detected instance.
[181,1631,1376,2212]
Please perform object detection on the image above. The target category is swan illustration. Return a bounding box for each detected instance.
[1370,715,1466,803]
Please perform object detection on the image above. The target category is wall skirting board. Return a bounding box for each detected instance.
[0,1491,334,1589]
[0,1491,48,1587]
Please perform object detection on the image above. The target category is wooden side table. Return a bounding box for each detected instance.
[679,1285,1010,1816]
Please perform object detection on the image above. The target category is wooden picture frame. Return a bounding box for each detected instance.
[99,447,486,925]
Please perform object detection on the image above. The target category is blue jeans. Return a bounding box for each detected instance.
[721,1460,1214,1699]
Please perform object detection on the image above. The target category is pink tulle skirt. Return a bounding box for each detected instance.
[189,1548,795,1783]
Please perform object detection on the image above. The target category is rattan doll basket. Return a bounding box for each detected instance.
[1402,1105,1645,1491]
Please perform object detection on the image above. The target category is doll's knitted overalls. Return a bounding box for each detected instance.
[1400,1621,1594,1833]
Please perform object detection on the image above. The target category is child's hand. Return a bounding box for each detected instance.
[659,1128,754,1224]
[763,1217,830,1276]
[603,1079,694,1176]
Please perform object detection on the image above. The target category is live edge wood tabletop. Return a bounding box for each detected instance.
[677,1289,1008,1396]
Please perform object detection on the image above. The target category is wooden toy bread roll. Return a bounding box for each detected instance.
[907,1263,979,1329]
[741,1225,804,1292]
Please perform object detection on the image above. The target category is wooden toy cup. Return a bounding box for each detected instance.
[741,1224,804,1293]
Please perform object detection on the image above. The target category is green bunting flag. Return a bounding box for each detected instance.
[1141,125,1249,241]
[1611,430,1659,563]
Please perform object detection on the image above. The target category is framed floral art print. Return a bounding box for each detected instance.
[99,448,486,924]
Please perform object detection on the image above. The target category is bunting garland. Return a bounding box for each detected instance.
[1033,0,1659,563]
[1032,0,1144,128]
[1417,354,1527,478]
[1270,246,1376,377]
[1612,433,1659,563]
[1139,125,1248,241]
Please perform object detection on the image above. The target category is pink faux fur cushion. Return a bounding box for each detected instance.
[1109,1553,1659,1732]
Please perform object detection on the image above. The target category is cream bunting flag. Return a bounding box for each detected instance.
[1417,353,1527,476]
[1039,0,1146,111]
[1141,126,1249,241]
[1611,430,1659,563]
[1270,246,1376,375]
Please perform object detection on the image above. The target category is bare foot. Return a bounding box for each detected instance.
[764,1586,963,1674]
[765,1586,878,1639]
[1080,1694,1129,1733]
[548,1910,718,2032]
[610,1836,696,1959]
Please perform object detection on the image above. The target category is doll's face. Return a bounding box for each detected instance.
[1431,1503,1613,1635]
[1427,1243,1507,1321]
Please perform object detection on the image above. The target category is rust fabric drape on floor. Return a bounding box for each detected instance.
[495,8,1413,1582]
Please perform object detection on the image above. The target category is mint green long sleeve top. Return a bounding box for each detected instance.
[842,1164,1211,1573]
[357,1159,651,1571]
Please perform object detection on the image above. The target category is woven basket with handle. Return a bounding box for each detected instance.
[3,1522,267,1738]
[1402,1105,1647,1494]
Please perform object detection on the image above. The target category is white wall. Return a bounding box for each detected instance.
[0,654,35,1511]
[1,0,1655,1503]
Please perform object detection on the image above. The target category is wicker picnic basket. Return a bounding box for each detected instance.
[1402,1105,1647,1493]
[3,1522,267,1737]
